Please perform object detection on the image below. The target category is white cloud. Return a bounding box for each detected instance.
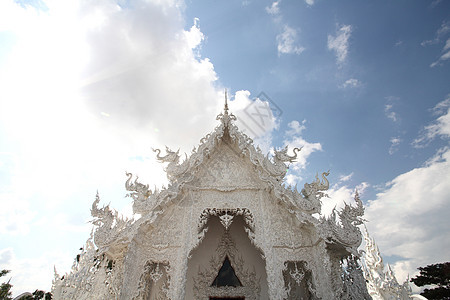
[365,147,450,283]
[184,18,205,52]
[265,2,304,56]
[413,95,450,147]
[430,38,450,67]
[367,97,450,283]
[0,0,223,295]
[384,99,399,122]
[422,21,450,67]
[432,95,450,114]
[389,137,401,155]
[286,119,306,135]
[265,0,281,15]
[444,38,450,51]
[421,20,450,47]
[277,25,305,55]
[285,173,302,186]
[283,120,322,172]
[436,20,450,38]
[282,120,322,187]
[339,172,354,182]
[0,193,35,236]
[321,181,369,217]
[229,90,280,152]
[0,247,74,295]
[421,39,434,47]
[327,24,352,66]
[305,0,315,6]
[340,78,361,88]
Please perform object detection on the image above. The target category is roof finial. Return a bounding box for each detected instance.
[224,89,229,115]
[216,89,236,126]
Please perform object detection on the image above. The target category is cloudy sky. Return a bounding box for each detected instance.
[0,0,449,295]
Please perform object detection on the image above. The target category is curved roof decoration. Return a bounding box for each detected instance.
[89,98,365,257]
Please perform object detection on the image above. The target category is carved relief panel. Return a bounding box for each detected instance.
[192,143,263,190]
[134,261,170,300]
[283,261,318,300]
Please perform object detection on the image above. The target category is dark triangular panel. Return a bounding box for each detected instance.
[211,256,243,287]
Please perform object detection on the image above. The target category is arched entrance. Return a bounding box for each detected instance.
[185,210,268,300]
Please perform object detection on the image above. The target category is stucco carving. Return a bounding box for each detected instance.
[341,256,372,300]
[51,100,391,299]
[361,227,415,300]
[52,233,123,300]
[283,261,318,299]
[133,261,171,300]
[198,208,255,233]
[318,191,365,256]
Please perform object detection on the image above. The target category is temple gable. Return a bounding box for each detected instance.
[191,142,264,190]
[51,98,379,300]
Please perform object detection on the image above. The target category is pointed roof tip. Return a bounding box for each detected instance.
[216,89,236,126]
[224,89,229,115]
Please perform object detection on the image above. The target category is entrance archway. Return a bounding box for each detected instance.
[185,212,268,300]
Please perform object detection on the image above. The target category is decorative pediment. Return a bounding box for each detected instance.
[125,102,328,220]
[192,142,263,190]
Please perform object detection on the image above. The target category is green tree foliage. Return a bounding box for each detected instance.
[0,270,12,300]
[411,262,450,300]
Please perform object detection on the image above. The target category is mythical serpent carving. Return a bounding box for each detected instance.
[319,192,365,255]
[153,147,189,180]
[289,186,322,214]
[125,172,151,200]
[91,193,115,248]
[274,146,302,163]
[302,170,330,201]
[261,146,302,180]
[125,172,153,215]
[153,146,180,163]
[91,193,130,252]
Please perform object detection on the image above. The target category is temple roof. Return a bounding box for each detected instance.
[88,98,365,259]
[125,96,327,220]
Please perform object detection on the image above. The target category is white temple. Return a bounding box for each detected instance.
[52,100,420,299]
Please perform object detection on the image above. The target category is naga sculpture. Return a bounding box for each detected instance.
[261,146,302,180]
[90,192,131,256]
[125,172,152,214]
[302,170,330,201]
[153,147,190,180]
[318,191,365,256]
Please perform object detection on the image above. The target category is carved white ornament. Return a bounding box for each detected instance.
[361,227,421,300]
[193,230,260,299]
[52,101,379,299]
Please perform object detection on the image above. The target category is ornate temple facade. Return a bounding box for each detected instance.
[51,102,418,299]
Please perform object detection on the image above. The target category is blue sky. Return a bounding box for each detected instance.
[0,0,449,295]
[185,0,450,188]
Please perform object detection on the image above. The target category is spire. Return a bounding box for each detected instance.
[224,89,229,115]
[216,89,236,127]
